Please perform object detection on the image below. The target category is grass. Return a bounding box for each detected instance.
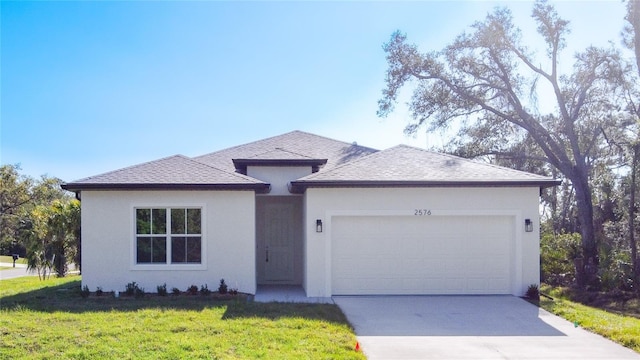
[0,255,27,265]
[539,284,640,353]
[0,276,364,359]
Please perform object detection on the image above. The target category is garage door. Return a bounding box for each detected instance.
[331,215,513,295]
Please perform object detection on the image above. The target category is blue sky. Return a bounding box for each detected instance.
[1,1,627,182]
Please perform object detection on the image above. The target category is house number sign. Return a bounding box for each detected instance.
[414,209,432,216]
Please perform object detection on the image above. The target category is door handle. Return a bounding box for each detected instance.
[266,246,269,262]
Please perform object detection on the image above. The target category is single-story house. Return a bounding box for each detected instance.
[62,131,559,297]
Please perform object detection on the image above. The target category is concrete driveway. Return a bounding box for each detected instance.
[333,295,640,360]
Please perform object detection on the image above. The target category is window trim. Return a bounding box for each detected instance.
[130,204,206,271]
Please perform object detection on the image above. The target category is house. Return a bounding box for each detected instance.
[62,131,559,297]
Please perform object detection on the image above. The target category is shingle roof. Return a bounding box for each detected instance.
[62,155,269,191]
[194,131,378,172]
[245,148,316,160]
[290,145,560,190]
[62,131,559,192]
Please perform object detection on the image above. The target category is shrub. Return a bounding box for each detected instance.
[540,232,581,285]
[525,284,539,300]
[96,287,103,297]
[80,285,90,298]
[157,283,167,296]
[125,282,138,296]
[229,288,238,295]
[200,284,211,295]
[218,279,228,294]
[171,287,181,295]
[186,285,199,295]
[134,286,145,299]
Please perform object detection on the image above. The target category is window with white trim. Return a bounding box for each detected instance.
[135,208,202,264]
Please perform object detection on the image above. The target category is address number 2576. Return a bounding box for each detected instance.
[414,209,431,216]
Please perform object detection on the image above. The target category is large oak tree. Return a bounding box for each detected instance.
[378,0,627,286]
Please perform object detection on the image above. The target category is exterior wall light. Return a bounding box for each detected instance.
[525,219,533,232]
[316,219,323,233]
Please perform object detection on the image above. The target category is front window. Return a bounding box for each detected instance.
[135,208,202,265]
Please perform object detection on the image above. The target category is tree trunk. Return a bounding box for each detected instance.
[572,171,599,288]
[630,144,639,290]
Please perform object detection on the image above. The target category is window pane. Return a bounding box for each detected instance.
[152,209,166,234]
[137,237,151,263]
[171,236,186,263]
[171,209,186,234]
[187,208,201,234]
[136,209,151,234]
[187,237,201,263]
[151,236,167,263]
[171,236,201,263]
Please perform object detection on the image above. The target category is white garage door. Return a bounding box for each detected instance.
[331,215,513,295]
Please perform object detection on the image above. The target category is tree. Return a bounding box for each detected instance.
[23,199,80,279]
[0,164,80,277]
[0,164,65,255]
[620,0,640,288]
[378,0,627,287]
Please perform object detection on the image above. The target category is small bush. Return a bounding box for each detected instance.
[80,285,90,298]
[526,284,540,300]
[200,284,211,295]
[229,288,238,295]
[186,285,199,295]
[125,282,138,296]
[134,286,145,299]
[218,279,228,294]
[171,287,181,295]
[157,283,167,296]
[96,287,103,297]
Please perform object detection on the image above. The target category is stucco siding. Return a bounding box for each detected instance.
[81,190,256,294]
[247,166,311,195]
[303,187,541,297]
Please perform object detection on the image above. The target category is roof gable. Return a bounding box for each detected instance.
[291,145,559,189]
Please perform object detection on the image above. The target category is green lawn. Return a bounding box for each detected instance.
[0,276,364,359]
[539,285,640,353]
[0,255,27,265]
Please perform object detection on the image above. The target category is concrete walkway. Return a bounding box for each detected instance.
[334,295,640,360]
[253,285,333,303]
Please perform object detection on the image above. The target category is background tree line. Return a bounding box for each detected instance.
[379,0,640,291]
[1,164,80,279]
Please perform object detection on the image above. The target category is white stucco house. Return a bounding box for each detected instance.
[62,131,559,297]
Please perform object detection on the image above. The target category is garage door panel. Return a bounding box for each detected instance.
[332,215,513,295]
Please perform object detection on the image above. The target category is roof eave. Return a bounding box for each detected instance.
[289,179,562,193]
[61,182,271,193]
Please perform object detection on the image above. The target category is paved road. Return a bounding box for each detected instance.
[334,295,640,360]
[0,262,37,280]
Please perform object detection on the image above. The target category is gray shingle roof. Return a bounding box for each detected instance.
[245,148,316,160]
[62,131,559,192]
[62,155,268,191]
[194,131,378,172]
[291,145,559,189]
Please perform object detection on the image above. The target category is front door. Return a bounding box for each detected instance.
[256,196,302,284]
